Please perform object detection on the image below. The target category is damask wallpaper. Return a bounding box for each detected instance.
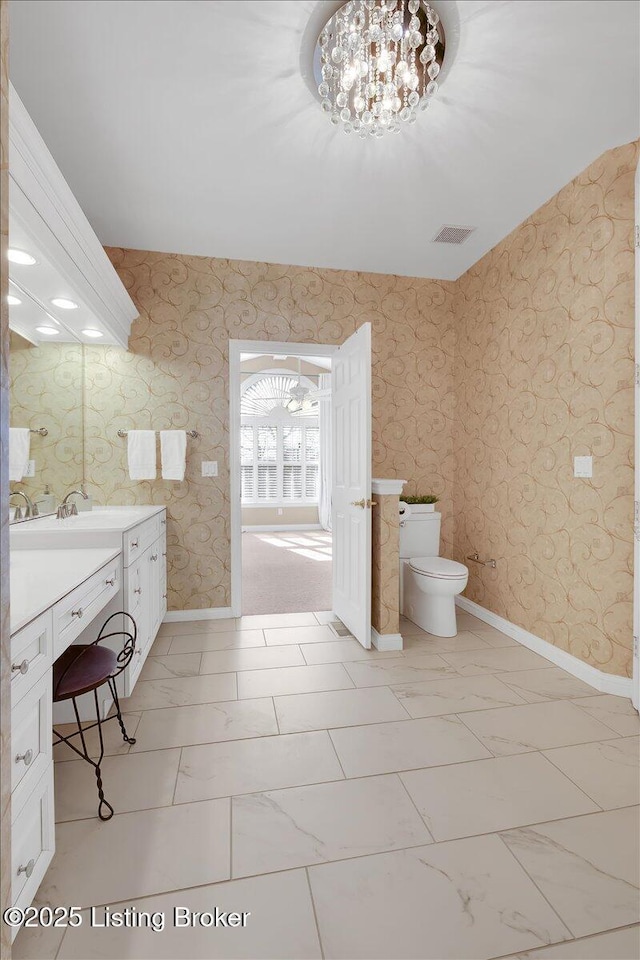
[86,255,457,613]
[454,140,638,678]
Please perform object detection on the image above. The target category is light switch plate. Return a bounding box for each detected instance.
[24,459,36,478]
[202,461,218,477]
[574,456,593,478]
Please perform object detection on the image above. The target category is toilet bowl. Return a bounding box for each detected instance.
[399,505,468,638]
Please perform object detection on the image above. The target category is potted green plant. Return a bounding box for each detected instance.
[400,495,439,515]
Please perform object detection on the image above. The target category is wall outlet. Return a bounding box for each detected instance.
[574,455,593,478]
[201,461,218,477]
[277,508,283,516]
[24,459,36,478]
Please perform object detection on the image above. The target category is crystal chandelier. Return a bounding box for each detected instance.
[316,0,445,138]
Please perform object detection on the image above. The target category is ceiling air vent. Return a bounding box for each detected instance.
[433,225,476,245]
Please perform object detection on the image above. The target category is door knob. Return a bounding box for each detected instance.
[367,499,378,508]
[351,499,366,508]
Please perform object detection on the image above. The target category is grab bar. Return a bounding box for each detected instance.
[467,552,497,569]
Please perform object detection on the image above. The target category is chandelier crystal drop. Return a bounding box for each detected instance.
[317,0,444,138]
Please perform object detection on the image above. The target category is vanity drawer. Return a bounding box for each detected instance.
[54,557,121,659]
[11,672,52,813]
[124,512,164,567]
[11,763,55,927]
[10,611,53,707]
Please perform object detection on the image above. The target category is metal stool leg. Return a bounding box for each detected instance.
[108,677,136,745]
[90,690,114,821]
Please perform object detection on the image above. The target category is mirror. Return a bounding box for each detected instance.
[9,332,85,517]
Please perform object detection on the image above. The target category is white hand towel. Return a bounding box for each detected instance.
[127,430,157,480]
[160,430,187,481]
[9,428,30,481]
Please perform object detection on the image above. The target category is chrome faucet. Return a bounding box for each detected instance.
[57,488,89,519]
[10,489,38,521]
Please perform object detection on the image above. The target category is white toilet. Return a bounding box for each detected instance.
[399,505,468,637]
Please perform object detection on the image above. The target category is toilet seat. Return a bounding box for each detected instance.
[409,557,468,580]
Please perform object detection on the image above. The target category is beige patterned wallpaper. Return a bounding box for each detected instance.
[85,254,456,612]
[372,493,400,636]
[453,140,638,678]
[9,334,84,504]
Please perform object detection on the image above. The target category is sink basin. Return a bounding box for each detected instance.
[10,505,164,548]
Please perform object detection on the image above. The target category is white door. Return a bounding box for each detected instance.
[332,323,372,648]
[633,158,639,711]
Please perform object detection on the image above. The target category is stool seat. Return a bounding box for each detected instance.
[54,645,119,701]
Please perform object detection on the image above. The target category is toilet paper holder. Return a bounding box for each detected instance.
[467,552,497,569]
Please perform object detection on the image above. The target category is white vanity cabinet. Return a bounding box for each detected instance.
[120,511,167,694]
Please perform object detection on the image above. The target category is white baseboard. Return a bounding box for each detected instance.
[372,626,403,652]
[456,596,634,699]
[164,607,233,623]
[242,524,324,532]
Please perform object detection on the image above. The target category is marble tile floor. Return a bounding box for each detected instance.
[14,610,640,960]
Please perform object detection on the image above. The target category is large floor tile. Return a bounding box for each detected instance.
[13,923,66,960]
[401,630,492,655]
[36,799,230,909]
[543,737,639,809]
[53,712,141,763]
[330,715,490,777]
[308,836,570,959]
[505,926,640,959]
[392,673,527,718]
[139,652,202,680]
[55,748,181,822]
[574,694,640,737]
[263,624,336,646]
[239,612,318,629]
[498,667,597,702]
[232,774,431,877]
[466,623,519,647]
[157,618,239,637]
[440,646,551,675]
[238,663,353,699]
[401,753,598,841]
[200,644,305,674]
[131,698,278,751]
[168,629,265,654]
[54,870,321,960]
[275,686,409,733]
[460,700,618,755]
[148,634,172,654]
[501,807,640,938]
[122,672,237,711]
[175,731,343,802]
[300,638,399,664]
[344,654,458,687]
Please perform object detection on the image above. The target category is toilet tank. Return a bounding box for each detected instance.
[399,509,441,559]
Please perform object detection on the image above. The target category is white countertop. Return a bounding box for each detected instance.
[10,547,121,634]
[10,505,166,552]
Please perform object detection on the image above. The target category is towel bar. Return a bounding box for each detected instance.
[117,429,199,439]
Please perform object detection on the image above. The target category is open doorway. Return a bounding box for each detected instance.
[230,344,335,616]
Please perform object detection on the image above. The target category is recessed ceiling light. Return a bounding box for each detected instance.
[7,249,37,265]
[7,295,21,305]
[36,326,60,336]
[51,297,78,310]
[82,329,103,338]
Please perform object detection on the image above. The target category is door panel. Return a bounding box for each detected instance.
[332,323,372,647]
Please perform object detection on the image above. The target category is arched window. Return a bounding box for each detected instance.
[240,372,320,505]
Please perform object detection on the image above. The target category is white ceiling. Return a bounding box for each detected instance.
[9,1,639,281]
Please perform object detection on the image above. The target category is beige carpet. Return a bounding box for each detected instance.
[242,530,332,615]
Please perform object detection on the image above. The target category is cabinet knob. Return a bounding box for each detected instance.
[150,554,158,562]
[131,539,139,549]
[105,577,116,586]
[162,552,167,558]
[71,607,84,618]
[15,749,33,767]
[134,587,142,595]
[11,659,29,675]
[162,593,167,599]
[161,519,166,525]
[17,859,35,878]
